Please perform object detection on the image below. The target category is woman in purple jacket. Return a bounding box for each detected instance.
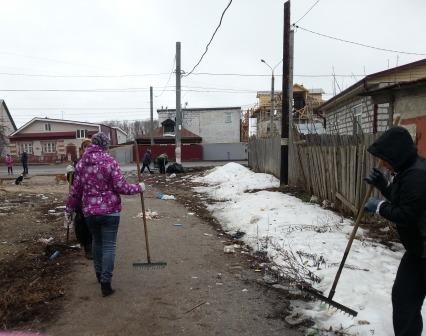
[65,132,144,297]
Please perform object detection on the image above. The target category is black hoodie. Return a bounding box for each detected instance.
[368,126,426,257]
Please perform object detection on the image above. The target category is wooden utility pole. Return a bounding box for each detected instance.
[150,86,154,145]
[175,42,182,164]
[281,0,291,185]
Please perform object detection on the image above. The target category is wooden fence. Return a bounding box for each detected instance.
[290,132,382,214]
[248,136,281,178]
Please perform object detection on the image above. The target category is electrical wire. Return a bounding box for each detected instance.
[12,107,150,110]
[0,72,170,78]
[184,0,233,77]
[293,0,320,25]
[294,24,426,56]
[155,56,176,97]
[0,69,396,78]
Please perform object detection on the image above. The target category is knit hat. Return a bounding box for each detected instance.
[91,132,111,150]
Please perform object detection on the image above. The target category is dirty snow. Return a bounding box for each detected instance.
[194,163,424,335]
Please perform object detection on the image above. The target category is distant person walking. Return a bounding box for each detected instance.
[21,151,28,175]
[140,148,153,174]
[5,154,13,175]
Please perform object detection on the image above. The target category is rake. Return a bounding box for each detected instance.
[299,115,401,317]
[132,141,167,270]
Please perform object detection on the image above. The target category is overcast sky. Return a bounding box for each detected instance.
[0,0,425,128]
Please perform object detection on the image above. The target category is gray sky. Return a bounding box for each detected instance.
[1,0,425,128]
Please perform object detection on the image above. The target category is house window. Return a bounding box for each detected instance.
[352,104,362,135]
[19,143,33,154]
[44,123,51,131]
[76,129,88,139]
[164,124,175,134]
[224,112,232,124]
[42,141,56,153]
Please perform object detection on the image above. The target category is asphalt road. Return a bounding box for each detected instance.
[45,188,300,336]
[0,161,247,177]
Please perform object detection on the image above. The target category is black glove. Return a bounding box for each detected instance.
[364,168,388,191]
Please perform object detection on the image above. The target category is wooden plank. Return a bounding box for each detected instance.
[340,147,346,202]
[333,146,339,202]
[336,192,358,214]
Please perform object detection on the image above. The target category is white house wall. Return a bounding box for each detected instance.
[22,120,99,133]
[116,131,127,144]
[394,91,426,119]
[158,108,241,143]
[0,104,15,155]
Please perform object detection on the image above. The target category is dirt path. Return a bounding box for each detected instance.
[45,189,300,336]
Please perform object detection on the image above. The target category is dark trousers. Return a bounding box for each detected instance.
[141,163,152,174]
[74,211,92,252]
[7,167,13,175]
[158,159,166,174]
[22,163,28,174]
[392,252,426,335]
[86,215,120,283]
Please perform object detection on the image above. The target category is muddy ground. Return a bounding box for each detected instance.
[0,176,81,331]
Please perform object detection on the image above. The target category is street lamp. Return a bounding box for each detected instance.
[261,59,281,136]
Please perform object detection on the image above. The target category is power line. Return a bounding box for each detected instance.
[12,107,150,110]
[294,24,426,56]
[184,0,233,77]
[0,69,402,78]
[155,56,176,98]
[293,0,320,25]
[0,71,170,78]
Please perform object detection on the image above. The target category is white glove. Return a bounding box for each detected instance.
[139,182,146,192]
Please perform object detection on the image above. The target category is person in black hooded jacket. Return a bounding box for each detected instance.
[364,126,426,336]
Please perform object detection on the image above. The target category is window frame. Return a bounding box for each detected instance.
[224,112,232,124]
[42,141,56,154]
[352,104,363,135]
[19,142,33,154]
[76,129,88,139]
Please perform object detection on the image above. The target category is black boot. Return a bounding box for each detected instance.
[101,282,115,297]
[96,272,101,283]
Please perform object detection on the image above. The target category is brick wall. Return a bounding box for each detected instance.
[325,96,390,135]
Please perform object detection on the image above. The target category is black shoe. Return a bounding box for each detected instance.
[101,282,115,297]
[96,272,101,283]
[150,171,154,174]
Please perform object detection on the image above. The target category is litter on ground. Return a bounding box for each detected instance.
[156,192,176,200]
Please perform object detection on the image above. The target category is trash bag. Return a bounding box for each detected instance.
[166,163,184,174]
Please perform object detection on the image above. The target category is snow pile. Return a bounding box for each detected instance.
[193,163,414,336]
[193,162,279,200]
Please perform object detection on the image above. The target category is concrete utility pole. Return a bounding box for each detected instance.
[150,86,154,145]
[175,42,182,164]
[281,0,291,185]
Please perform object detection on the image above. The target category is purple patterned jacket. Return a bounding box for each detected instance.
[66,144,141,216]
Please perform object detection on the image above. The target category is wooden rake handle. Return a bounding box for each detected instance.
[134,141,151,263]
[328,115,401,300]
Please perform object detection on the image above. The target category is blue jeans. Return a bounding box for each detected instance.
[86,215,120,283]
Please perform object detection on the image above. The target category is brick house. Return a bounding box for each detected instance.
[9,117,127,163]
[317,59,426,136]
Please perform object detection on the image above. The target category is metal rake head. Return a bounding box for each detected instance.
[297,285,358,317]
[133,261,167,269]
